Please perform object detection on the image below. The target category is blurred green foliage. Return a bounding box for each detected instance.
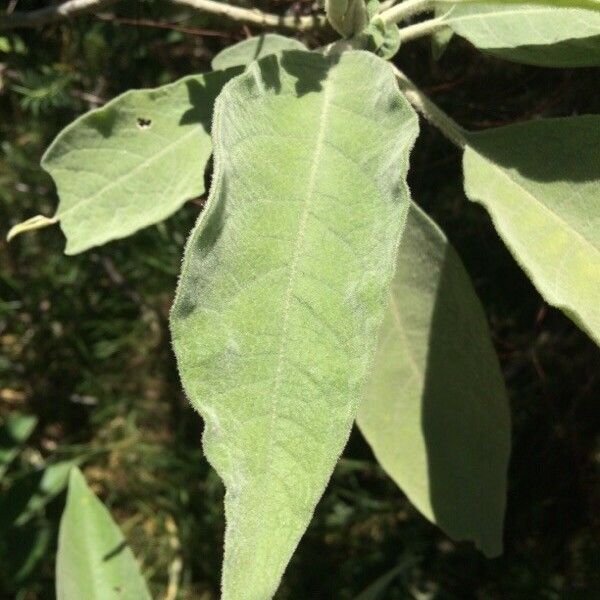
[1,2,599,598]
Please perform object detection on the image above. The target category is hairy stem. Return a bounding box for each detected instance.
[379,0,433,25]
[392,65,467,148]
[398,16,447,42]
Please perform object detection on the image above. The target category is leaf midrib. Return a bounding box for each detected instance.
[264,78,335,484]
[53,126,200,220]
[388,292,423,385]
[444,4,597,31]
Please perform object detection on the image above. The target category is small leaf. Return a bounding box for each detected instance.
[353,563,407,600]
[1,521,52,587]
[357,203,510,557]
[431,26,454,60]
[326,0,370,37]
[361,17,402,59]
[56,467,151,600]
[463,116,600,346]
[0,460,78,530]
[9,69,239,254]
[0,413,37,480]
[436,1,600,66]
[171,50,418,599]
[211,34,307,71]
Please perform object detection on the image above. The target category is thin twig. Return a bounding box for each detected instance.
[392,65,467,149]
[0,0,119,30]
[94,13,236,37]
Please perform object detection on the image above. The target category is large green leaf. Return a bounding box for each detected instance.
[171,50,418,599]
[357,203,510,557]
[436,1,600,66]
[211,34,307,71]
[463,116,600,346]
[56,468,151,600]
[8,69,238,254]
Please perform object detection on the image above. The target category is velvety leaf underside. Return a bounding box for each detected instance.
[358,203,510,557]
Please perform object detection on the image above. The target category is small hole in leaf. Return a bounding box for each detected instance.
[137,117,152,129]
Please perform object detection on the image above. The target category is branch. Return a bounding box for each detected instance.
[392,65,467,149]
[379,0,433,25]
[0,0,327,32]
[0,0,119,30]
[398,16,447,43]
[172,0,326,32]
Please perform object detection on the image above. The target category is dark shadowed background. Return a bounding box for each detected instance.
[1,1,599,598]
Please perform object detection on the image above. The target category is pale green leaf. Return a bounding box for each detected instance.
[357,203,510,557]
[211,34,307,71]
[326,0,370,37]
[56,468,151,600]
[0,413,37,480]
[362,16,402,59]
[8,69,238,254]
[463,116,600,346]
[436,1,600,66]
[431,25,454,60]
[171,50,418,599]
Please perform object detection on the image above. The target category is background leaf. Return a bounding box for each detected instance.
[9,69,238,254]
[326,0,370,38]
[436,1,600,66]
[56,467,151,600]
[0,460,78,530]
[0,413,37,480]
[171,50,418,600]
[463,116,600,346]
[357,202,510,557]
[211,34,307,71]
[352,563,409,600]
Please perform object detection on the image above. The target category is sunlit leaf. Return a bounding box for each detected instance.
[358,203,510,557]
[56,468,151,600]
[8,69,239,254]
[211,34,307,71]
[436,1,600,66]
[463,116,600,346]
[171,50,418,599]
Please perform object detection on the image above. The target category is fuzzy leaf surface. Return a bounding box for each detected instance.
[326,0,370,37]
[463,116,600,345]
[436,1,600,66]
[357,203,510,557]
[211,34,307,70]
[170,50,418,600]
[56,468,151,600]
[9,70,238,254]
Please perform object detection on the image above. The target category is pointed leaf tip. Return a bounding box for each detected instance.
[7,214,58,242]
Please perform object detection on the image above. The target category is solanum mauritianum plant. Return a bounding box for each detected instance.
[5,0,600,598]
